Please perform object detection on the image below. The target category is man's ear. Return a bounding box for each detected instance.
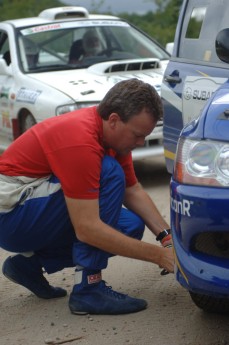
[108,113,120,129]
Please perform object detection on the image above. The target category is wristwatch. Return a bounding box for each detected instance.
[156,229,171,242]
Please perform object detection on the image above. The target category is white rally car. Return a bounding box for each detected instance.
[0,6,170,158]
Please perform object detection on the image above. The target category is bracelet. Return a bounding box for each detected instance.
[156,229,171,242]
[161,234,172,245]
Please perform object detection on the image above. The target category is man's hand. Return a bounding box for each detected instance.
[65,196,175,270]
[159,245,174,274]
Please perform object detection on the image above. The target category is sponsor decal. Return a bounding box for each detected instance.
[22,24,62,35]
[21,21,129,36]
[183,86,214,101]
[88,272,102,284]
[16,88,41,104]
[182,77,227,125]
[193,89,214,101]
[183,87,192,100]
[0,86,10,99]
[171,197,193,217]
[2,110,11,128]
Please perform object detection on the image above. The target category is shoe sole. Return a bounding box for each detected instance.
[69,301,147,315]
[2,256,67,299]
[70,310,89,315]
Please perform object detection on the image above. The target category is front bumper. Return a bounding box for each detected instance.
[132,121,163,160]
[171,179,229,298]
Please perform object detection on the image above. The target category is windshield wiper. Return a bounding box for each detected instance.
[28,64,84,72]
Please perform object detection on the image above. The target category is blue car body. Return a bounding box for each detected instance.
[162,0,229,174]
[171,84,229,298]
[162,0,229,312]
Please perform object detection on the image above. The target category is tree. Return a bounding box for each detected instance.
[120,0,183,47]
[0,0,62,21]
[0,0,183,48]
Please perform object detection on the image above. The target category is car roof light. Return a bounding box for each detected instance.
[38,6,89,20]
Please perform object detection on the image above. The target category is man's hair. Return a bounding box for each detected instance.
[97,78,163,123]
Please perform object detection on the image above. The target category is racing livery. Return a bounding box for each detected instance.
[0,6,169,158]
[162,0,229,173]
[163,0,229,313]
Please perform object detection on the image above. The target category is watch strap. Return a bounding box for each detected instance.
[156,229,171,242]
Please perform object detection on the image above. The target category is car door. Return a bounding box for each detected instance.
[0,30,14,145]
[162,0,229,174]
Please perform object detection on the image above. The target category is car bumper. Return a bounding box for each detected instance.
[170,178,229,297]
[132,122,163,160]
[132,143,163,160]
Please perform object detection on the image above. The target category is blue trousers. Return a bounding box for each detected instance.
[0,156,145,273]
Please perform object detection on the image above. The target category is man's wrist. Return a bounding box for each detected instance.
[156,229,171,242]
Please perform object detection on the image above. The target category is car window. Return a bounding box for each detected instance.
[178,0,229,64]
[17,20,169,73]
[185,7,206,39]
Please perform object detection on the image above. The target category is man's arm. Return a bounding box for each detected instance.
[64,196,174,273]
[124,182,170,237]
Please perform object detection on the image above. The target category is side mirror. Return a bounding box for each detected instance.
[165,42,174,55]
[215,28,229,63]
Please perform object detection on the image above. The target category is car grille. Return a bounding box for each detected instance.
[192,232,229,259]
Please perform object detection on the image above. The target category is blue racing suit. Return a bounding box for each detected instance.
[0,156,145,273]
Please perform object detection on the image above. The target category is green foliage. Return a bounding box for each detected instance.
[120,0,183,47]
[0,0,182,48]
[0,0,62,21]
[86,0,105,12]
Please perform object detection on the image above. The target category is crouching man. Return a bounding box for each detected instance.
[0,79,173,315]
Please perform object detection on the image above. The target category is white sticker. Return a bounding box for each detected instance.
[16,88,42,104]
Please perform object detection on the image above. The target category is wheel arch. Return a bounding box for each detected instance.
[12,108,36,139]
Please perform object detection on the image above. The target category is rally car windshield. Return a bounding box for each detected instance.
[17,20,169,73]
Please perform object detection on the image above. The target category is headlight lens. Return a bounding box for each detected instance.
[188,142,217,175]
[56,103,78,115]
[56,102,98,115]
[216,146,229,181]
[174,138,229,187]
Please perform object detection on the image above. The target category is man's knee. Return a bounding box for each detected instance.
[130,213,145,240]
[118,208,145,240]
[101,156,125,183]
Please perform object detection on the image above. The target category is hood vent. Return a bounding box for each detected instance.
[104,60,160,73]
[39,6,89,20]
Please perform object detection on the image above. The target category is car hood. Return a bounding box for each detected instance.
[181,81,229,141]
[202,83,229,141]
[29,59,168,102]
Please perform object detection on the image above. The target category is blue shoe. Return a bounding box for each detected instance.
[69,279,147,315]
[2,255,67,299]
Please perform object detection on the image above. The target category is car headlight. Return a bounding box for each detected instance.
[174,137,229,187]
[56,103,78,115]
[56,102,99,115]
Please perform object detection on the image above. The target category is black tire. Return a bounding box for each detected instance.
[189,291,229,314]
[20,112,36,134]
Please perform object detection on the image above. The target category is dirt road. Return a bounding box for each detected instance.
[1,156,229,345]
